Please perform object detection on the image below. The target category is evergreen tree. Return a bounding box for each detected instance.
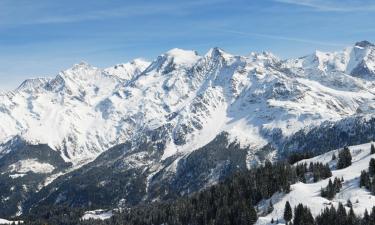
[268,200,274,214]
[337,147,352,169]
[333,177,342,193]
[293,204,314,225]
[369,158,375,176]
[316,204,375,225]
[284,201,293,224]
[359,170,370,188]
[371,144,375,154]
[295,163,307,183]
[363,209,370,225]
[346,199,352,208]
[347,207,357,225]
[311,163,332,182]
[370,206,375,225]
[336,203,347,225]
[248,206,258,225]
[360,159,375,194]
[321,178,341,200]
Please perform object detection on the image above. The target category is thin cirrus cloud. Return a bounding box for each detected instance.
[0,0,229,26]
[274,0,375,12]
[211,28,347,47]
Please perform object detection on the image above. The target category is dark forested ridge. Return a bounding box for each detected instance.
[0,139,71,218]
[18,154,343,225]
[2,140,375,225]
[3,117,375,221]
[17,160,297,225]
[22,133,250,215]
[2,144,375,225]
[281,116,375,156]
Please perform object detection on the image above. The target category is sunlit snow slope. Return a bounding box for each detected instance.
[257,142,375,225]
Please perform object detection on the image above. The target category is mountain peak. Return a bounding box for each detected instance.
[59,62,99,81]
[164,48,201,66]
[145,48,201,73]
[354,40,375,48]
[71,61,93,71]
[249,51,279,62]
[129,58,150,66]
[206,47,231,59]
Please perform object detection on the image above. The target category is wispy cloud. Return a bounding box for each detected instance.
[0,0,229,26]
[211,28,347,47]
[274,0,375,12]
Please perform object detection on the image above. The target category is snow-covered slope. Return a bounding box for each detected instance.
[257,142,375,225]
[1,41,375,169]
[103,58,150,81]
[8,159,55,174]
[0,218,22,224]
[81,209,113,221]
[285,40,375,79]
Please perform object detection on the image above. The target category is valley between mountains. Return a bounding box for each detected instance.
[1,41,375,223]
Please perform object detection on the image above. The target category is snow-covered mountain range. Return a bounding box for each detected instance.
[1,41,375,166]
[2,40,375,217]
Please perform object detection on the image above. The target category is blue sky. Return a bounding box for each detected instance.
[0,0,375,90]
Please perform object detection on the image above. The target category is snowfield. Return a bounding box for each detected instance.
[81,209,113,221]
[0,218,22,224]
[8,159,55,174]
[256,142,375,225]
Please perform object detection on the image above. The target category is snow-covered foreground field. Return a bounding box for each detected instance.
[257,142,375,225]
